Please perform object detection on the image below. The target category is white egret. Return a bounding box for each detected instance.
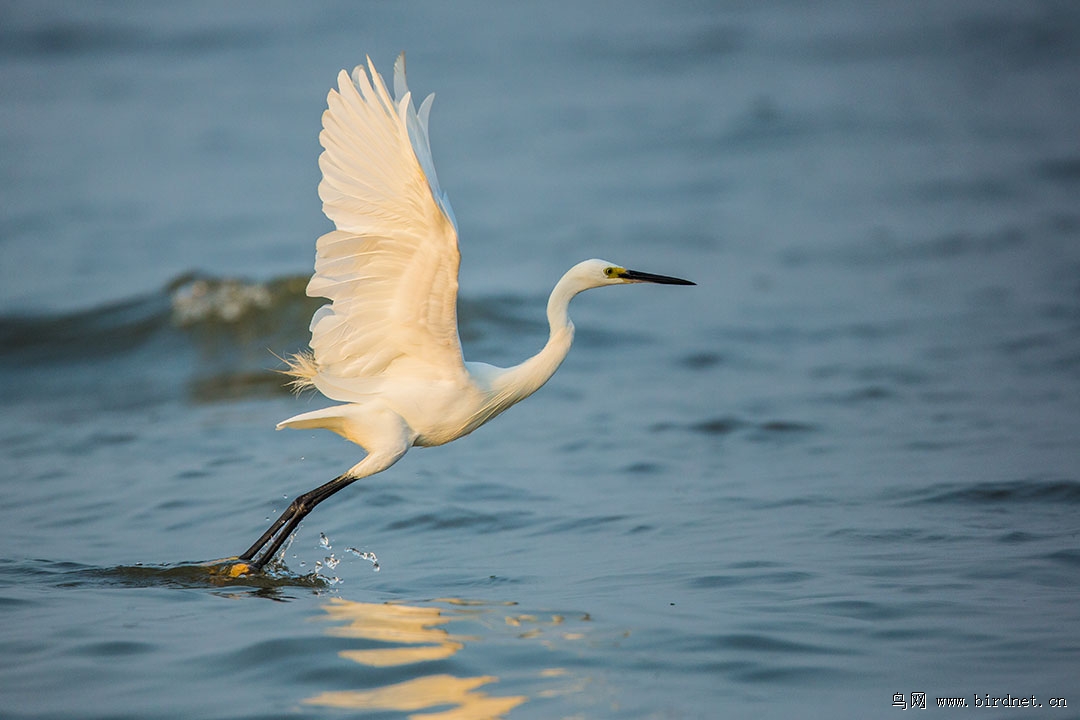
[235,55,693,572]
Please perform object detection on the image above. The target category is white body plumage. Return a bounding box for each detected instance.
[275,56,691,483]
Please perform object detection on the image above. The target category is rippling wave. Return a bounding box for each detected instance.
[0,273,549,403]
[903,478,1080,506]
[0,558,330,594]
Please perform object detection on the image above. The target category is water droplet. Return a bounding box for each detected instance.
[345,546,380,572]
[324,554,340,570]
[319,532,331,550]
[314,560,323,571]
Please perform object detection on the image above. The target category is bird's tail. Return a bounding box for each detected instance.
[278,350,318,394]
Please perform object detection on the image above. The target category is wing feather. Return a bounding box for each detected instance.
[299,55,466,402]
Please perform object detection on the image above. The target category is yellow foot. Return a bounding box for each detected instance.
[202,557,255,578]
[224,562,253,578]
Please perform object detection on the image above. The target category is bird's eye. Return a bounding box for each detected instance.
[604,267,617,277]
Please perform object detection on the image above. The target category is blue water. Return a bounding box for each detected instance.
[2,1,1079,718]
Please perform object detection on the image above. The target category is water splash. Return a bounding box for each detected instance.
[309,559,341,585]
[170,276,272,326]
[273,529,299,567]
[312,533,380,573]
[346,547,381,572]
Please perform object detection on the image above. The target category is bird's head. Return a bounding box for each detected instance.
[574,258,696,290]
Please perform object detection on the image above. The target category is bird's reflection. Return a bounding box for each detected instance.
[304,598,528,718]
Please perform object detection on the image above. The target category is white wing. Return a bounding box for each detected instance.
[305,54,466,402]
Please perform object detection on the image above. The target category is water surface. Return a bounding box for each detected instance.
[2,1,1079,718]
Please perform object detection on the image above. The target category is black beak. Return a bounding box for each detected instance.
[622,269,696,286]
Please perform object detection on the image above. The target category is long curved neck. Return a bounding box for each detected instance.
[491,271,583,403]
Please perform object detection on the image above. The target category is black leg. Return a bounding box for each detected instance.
[239,473,358,571]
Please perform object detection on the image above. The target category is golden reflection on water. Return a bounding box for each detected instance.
[304,598,530,718]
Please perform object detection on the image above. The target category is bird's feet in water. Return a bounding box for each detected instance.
[203,557,256,578]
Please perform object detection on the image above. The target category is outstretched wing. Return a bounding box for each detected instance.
[303,54,466,402]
